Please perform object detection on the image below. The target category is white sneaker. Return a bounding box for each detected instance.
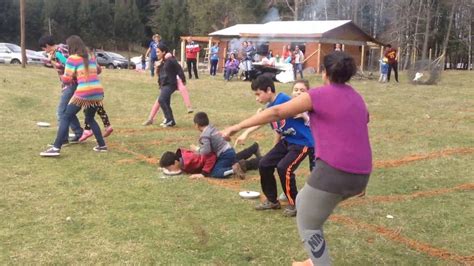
[40,147,60,157]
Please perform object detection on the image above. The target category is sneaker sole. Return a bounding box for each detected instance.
[93,149,108,152]
[40,152,60,157]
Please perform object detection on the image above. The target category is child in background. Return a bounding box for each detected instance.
[141,53,146,70]
[379,57,389,83]
[142,52,193,126]
[192,112,245,179]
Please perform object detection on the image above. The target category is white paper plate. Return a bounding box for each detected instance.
[36,122,51,127]
[162,168,182,176]
[239,191,260,199]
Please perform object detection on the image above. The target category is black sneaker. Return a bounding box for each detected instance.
[93,145,108,152]
[255,200,281,210]
[40,147,60,157]
[283,205,297,217]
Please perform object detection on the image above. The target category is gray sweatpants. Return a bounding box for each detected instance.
[296,184,343,266]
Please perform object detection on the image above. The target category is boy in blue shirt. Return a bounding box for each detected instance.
[233,75,314,216]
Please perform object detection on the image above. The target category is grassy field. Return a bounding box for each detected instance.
[0,65,473,265]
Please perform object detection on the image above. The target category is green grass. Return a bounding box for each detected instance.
[0,65,473,264]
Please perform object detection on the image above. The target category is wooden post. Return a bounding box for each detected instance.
[429,48,432,62]
[380,45,384,59]
[360,45,365,72]
[223,47,227,70]
[196,47,200,71]
[180,39,185,68]
[207,37,212,72]
[317,43,321,73]
[20,0,26,68]
[342,44,345,51]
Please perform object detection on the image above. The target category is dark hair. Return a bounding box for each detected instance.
[193,112,209,127]
[386,44,392,48]
[294,79,310,90]
[321,51,357,84]
[159,151,179,167]
[157,43,169,54]
[66,35,89,75]
[38,35,55,48]
[251,75,275,93]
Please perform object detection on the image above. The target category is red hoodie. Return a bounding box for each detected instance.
[177,148,216,176]
[185,42,200,59]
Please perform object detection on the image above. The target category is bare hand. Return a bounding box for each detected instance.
[190,144,199,151]
[220,125,240,140]
[233,134,247,148]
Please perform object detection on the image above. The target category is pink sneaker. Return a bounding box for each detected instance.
[103,126,114,138]
[79,130,93,142]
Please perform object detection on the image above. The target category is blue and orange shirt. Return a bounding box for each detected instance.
[267,93,314,147]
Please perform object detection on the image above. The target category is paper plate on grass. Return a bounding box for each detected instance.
[162,168,182,176]
[36,122,51,127]
[239,191,260,199]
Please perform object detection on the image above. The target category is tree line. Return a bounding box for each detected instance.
[0,0,471,68]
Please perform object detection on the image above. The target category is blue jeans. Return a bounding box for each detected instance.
[158,85,176,123]
[224,68,238,80]
[150,57,157,77]
[57,85,83,140]
[293,63,303,79]
[210,59,218,76]
[211,148,237,178]
[54,104,105,149]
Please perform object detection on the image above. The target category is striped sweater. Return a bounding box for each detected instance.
[62,54,104,107]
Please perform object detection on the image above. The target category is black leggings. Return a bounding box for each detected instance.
[84,105,110,130]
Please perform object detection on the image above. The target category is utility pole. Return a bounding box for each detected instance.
[20,0,26,68]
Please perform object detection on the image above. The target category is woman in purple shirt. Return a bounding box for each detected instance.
[221,51,371,265]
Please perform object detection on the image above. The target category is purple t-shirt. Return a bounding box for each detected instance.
[308,83,372,174]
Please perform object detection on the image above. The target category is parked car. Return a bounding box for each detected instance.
[94,51,135,69]
[0,43,47,65]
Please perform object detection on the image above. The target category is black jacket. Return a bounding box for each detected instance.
[158,57,186,88]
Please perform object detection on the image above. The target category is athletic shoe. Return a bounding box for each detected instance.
[79,130,93,142]
[187,107,194,114]
[68,135,81,144]
[278,192,288,202]
[47,139,69,148]
[103,126,113,138]
[93,145,108,152]
[255,200,281,210]
[142,119,153,126]
[161,120,176,127]
[283,205,297,217]
[159,118,167,126]
[232,162,245,180]
[40,147,60,157]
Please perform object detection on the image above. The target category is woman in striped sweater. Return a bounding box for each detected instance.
[41,35,107,156]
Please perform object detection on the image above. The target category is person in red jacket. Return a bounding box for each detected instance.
[185,37,200,79]
[384,44,399,82]
[159,142,261,178]
[160,148,217,176]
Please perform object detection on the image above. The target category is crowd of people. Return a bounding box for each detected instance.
[38,33,375,265]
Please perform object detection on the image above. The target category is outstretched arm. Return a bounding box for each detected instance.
[221,93,313,138]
